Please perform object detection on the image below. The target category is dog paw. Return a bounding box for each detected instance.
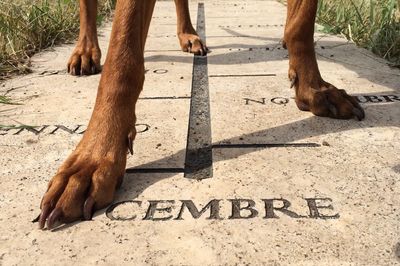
[67,38,101,76]
[178,33,208,56]
[295,81,365,121]
[38,127,130,229]
[38,157,125,230]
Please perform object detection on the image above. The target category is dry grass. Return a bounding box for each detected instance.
[1,0,399,81]
[278,0,400,66]
[0,95,19,104]
[0,0,116,80]
[317,0,400,66]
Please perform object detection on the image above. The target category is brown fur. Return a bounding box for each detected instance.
[67,0,206,75]
[39,0,364,229]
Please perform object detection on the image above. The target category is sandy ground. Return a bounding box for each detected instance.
[1,0,400,265]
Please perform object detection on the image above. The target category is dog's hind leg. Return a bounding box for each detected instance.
[174,0,207,55]
[68,0,101,76]
[39,0,156,229]
[284,0,364,120]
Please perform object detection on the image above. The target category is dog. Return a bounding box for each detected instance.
[38,0,365,229]
[67,0,207,76]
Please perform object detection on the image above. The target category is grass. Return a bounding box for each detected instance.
[0,124,35,129]
[1,0,399,80]
[0,95,24,129]
[0,95,21,105]
[0,0,115,129]
[317,0,400,66]
[0,0,116,80]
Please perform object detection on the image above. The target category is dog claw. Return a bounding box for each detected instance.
[38,204,52,229]
[290,78,296,88]
[128,139,133,155]
[70,67,77,76]
[47,208,62,230]
[127,132,134,155]
[198,43,208,56]
[328,104,338,117]
[83,197,95,221]
[352,108,365,121]
[282,39,287,49]
[289,69,297,88]
[200,43,207,56]
[32,214,40,223]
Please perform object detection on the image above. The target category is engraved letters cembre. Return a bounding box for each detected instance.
[106,198,339,221]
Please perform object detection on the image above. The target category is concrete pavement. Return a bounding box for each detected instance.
[1,0,399,265]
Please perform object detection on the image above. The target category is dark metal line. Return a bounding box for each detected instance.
[218,24,285,28]
[145,49,181,52]
[213,143,321,149]
[184,3,213,180]
[138,96,191,100]
[209,74,276,78]
[126,168,184,174]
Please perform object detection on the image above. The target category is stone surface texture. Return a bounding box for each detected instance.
[0,0,399,265]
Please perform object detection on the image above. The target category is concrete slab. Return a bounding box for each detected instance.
[1,0,400,265]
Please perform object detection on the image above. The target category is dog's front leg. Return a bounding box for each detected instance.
[68,0,102,76]
[39,0,156,229]
[174,0,207,55]
[285,0,364,120]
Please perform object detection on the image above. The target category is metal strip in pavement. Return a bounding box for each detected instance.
[209,74,276,78]
[126,168,184,174]
[213,143,321,149]
[184,3,213,180]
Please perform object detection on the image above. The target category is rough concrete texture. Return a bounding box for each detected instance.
[1,0,400,265]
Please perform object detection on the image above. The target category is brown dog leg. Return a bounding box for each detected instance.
[68,0,102,76]
[39,0,156,229]
[285,0,364,120]
[175,0,207,55]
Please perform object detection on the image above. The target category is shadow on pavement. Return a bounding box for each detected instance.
[116,100,399,203]
[145,28,400,91]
